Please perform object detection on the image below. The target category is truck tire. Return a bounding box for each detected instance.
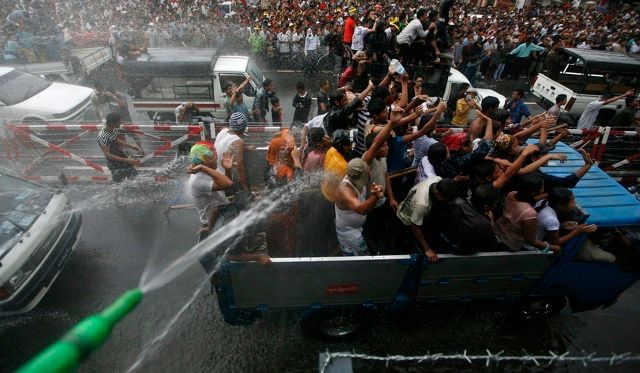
[301,309,369,340]
[510,296,566,321]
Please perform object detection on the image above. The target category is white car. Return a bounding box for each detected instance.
[0,173,82,315]
[0,67,94,123]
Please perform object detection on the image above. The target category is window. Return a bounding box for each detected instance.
[139,77,214,100]
[0,70,52,105]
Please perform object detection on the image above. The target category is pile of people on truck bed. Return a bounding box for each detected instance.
[186,54,618,269]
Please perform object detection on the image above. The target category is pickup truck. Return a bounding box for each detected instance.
[9,47,113,82]
[532,48,640,126]
[123,48,265,122]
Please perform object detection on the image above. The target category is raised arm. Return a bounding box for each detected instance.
[402,102,445,143]
[493,144,539,189]
[603,90,634,106]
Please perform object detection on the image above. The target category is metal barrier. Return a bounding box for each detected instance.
[1,122,203,183]
[1,120,638,186]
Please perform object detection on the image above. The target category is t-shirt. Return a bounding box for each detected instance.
[369,157,387,208]
[321,147,347,202]
[547,104,561,119]
[351,26,367,51]
[303,150,326,172]
[306,113,328,132]
[396,176,442,226]
[451,98,473,127]
[386,135,408,172]
[411,135,438,167]
[97,128,130,170]
[416,156,437,183]
[292,92,312,123]
[577,100,604,130]
[536,204,560,242]
[188,172,229,225]
[317,91,329,115]
[495,191,538,251]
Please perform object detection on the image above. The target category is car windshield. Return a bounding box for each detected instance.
[0,69,52,105]
[0,174,53,258]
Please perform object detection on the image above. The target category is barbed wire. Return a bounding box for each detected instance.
[319,350,640,372]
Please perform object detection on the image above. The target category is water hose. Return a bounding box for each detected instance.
[17,288,143,373]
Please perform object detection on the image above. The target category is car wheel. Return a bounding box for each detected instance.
[511,296,566,321]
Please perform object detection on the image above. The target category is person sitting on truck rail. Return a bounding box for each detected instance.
[538,188,615,263]
[396,177,464,262]
[495,173,562,253]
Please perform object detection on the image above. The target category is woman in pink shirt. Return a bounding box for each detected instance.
[495,174,561,253]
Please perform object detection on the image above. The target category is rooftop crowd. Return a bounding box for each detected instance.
[2,0,639,66]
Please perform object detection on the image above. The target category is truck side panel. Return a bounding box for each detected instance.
[417,252,555,302]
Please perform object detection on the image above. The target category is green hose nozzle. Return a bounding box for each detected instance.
[17,288,143,373]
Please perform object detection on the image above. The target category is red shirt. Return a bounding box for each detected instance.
[343,16,355,43]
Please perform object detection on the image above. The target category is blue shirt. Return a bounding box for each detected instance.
[509,42,545,58]
[231,102,250,119]
[386,136,409,172]
[506,99,531,124]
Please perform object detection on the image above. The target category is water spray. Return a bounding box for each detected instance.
[17,289,142,373]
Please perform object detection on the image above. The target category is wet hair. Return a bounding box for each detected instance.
[427,143,448,170]
[515,173,544,206]
[106,112,121,127]
[514,89,525,98]
[481,96,500,113]
[223,82,234,91]
[474,159,496,181]
[416,8,427,19]
[329,91,345,107]
[263,78,272,88]
[270,96,280,105]
[295,81,305,91]
[435,179,465,201]
[367,97,387,116]
[548,187,574,209]
[471,184,501,210]
[556,94,568,104]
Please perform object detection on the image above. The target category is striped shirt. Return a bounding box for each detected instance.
[354,96,371,157]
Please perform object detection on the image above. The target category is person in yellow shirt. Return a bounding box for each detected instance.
[321,129,353,202]
[451,88,479,127]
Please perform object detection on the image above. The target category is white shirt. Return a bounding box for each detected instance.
[305,113,327,131]
[305,33,320,53]
[214,128,241,173]
[291,32,303,53]
[577,100,604,130]
[536,205,560,241]
[277,31,291,53]
[416,156,437,184]
[351,26,368,51]
[395,19,427,46]
[188,172,229,225]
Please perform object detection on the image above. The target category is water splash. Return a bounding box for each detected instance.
[125,276,209,373]
[138,172,321,293]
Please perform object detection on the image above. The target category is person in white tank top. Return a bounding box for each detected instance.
[214,112,251,192]
[334,158,384,256]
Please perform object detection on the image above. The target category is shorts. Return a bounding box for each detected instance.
[337,230,369,256]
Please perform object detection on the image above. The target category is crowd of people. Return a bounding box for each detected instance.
[178,62,621,266]
[2,0,639,74]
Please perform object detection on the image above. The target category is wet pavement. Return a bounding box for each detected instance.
[1,72,639,373]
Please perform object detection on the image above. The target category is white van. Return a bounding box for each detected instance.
[0,173,82,315]
[443,68,507,120]
[123,49,265,122]
[0,67,94,123]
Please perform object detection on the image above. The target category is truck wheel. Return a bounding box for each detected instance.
[511,296,566,321]
[301,309,368,340]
